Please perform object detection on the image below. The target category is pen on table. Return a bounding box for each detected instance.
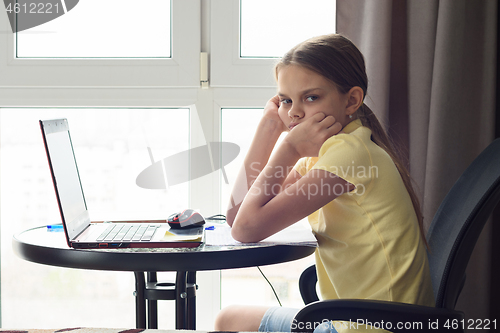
[47,224,64,231]
[205,226,215,230]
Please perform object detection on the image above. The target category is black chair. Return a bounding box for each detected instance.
[292,138,500,333]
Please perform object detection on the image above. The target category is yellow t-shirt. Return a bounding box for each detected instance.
[295,120,434,332]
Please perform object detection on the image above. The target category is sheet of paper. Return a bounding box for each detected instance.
[205,223,317,247]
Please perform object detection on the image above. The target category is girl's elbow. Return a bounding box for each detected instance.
[230,222,248,242]
[231,219,264,243]
[230,227,245,242]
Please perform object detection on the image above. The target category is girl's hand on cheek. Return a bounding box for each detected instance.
[285,112,342,158]
[262,95,288,133]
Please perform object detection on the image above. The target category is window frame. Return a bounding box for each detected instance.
[210,0,278,88]
[0,0,200,89]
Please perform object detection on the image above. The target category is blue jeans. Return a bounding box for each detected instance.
[259,307,338,333]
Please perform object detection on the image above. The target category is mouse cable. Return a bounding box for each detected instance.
[206,215,282,306]
[257,266,282,307]
[206,214,226,222]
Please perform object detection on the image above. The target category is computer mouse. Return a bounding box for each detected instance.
[167,209,206,229]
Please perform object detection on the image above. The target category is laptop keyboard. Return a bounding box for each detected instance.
[96,224,159,242]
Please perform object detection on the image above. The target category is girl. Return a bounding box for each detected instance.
[215,34,434,332]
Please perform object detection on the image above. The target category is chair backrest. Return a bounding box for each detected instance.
[426,138,500,310]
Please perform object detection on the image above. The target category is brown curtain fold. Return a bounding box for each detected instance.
[337,0,498,324]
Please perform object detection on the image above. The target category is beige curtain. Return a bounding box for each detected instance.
[336,0,498,323]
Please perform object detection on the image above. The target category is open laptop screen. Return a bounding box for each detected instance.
[40,119,90,239]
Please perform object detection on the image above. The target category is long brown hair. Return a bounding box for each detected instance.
[275,34,427,247]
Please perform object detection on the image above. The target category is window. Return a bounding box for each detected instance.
[0,0,199,87]
[0,108,189,328]
[211,0,336,87]
[221,108,264,204]
[240,0,336,58]
[16,0,172,58]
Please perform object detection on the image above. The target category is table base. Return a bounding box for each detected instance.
[134,271,197,329]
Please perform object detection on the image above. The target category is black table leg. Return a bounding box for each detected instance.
[134,271,146,329]
[135,270,197,330]
[147,272,159,329]
[175,271,188,329]
[187,271,197,330]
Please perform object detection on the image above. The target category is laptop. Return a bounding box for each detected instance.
[40,118,204,249]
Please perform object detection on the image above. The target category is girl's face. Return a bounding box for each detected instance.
[277,65,350,131]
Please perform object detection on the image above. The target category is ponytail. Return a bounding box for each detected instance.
[357,104,428,248]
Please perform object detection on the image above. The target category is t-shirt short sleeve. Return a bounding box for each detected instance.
[312,130,374,186]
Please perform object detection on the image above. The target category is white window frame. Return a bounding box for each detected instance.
[0,0,200,90]
[210,0,278,88]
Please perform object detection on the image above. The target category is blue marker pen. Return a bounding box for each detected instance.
[47,224,64,231]
[205,226,215,230]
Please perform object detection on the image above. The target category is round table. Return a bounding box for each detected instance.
[13,226,316,329]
